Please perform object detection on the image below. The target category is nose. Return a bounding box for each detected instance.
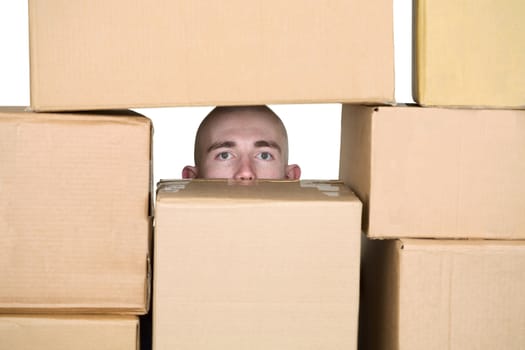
[234,158,256,180]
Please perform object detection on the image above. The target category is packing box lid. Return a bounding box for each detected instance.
[340,105,525,239]
[0,107,152,314]
[154,179,362,349]
[156,178,361,202]
[29,0,394,111]
[360,238,525,350]
[0,315,139,350]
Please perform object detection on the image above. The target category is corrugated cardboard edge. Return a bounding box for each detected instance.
[28,1,38,110]
[145,116,154,315]
[412,0,426,103]
[143,220,153,315]
[135,316,141,350]
[156,179,299,200]
[415,102,525,110]
[339,105,373,233]
[412,0,425,104]
[29,97,396,113]
[0,314,139,321]
[135,109,153,316]
[0,300,151,316]
[4,106,149,119]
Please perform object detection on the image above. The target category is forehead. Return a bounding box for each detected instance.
[202,111,286,141]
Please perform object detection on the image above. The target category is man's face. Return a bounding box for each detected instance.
[195,111,289,180]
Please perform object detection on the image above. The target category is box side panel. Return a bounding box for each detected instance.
[367,107,525,239]
[398,242,451,349]
[154,199,361,349]
[399,241,525,349]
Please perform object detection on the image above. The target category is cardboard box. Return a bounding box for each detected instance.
[0,315,139,350]
[413,0,525,108]
[154,180,362,350]
[339,105,525,239]
[0,107,152,314]
[28,0,394,111]
[360,238,525,350]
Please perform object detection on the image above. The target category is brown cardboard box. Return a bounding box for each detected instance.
[360,238,525,350]
[154,180,362,350]
[339,105,525,239]
[413,0,525,108]
[0,315,139,350]
[0,107,152,314]
[28,0,394,111]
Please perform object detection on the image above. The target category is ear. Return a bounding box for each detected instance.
[182,166,198,179]
[285,164,301,180]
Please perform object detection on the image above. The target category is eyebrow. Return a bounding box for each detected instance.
[206,140,282,154]
[254,140,282,154]
[207,141,236,153]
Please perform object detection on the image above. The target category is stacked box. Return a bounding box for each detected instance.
[340,105,525,349]
[339,105,525,239]
[413,0,525,108]
[0,315,139,350]
[154,180,362,349]
[28,0,394,111]
[359,239,525,350]
[0,108,152,349]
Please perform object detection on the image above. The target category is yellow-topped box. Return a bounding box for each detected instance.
[414,0,525,108]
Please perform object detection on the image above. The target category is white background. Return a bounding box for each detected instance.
[0,1,413,184]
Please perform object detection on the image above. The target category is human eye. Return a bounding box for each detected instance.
[215,151,233,160]
[256,151,274,161]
